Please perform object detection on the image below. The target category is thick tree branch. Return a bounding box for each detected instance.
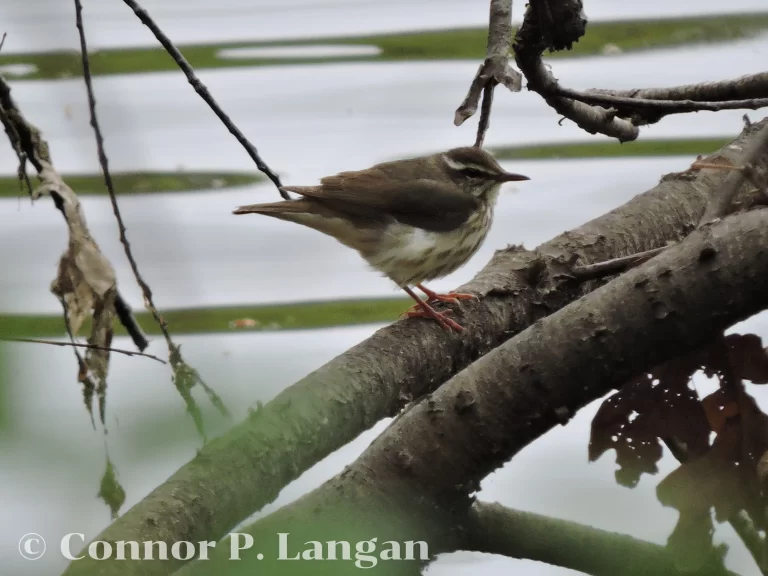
[179,199,768,576]
[465,501,735,576]
[64,120,768,576]
[349,208,768,511]
[454,0,522,147]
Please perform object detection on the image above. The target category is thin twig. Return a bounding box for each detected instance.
[587,72,768,103]
[114,293,149,351]
[0,32,6,53]
[475,81,497,147]
[4,337,167,364]
[119,0,287,199]
[556,86,768,124]
[701,122,768,222]
[691,161,768,201]
[571,246,668,281]
[75,0,229,436]
[75,0,172,347]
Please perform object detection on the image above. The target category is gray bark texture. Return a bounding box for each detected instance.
[62,117,768,576]
[175,159,768,576]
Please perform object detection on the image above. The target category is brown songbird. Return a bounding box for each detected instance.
[234,147,529,331]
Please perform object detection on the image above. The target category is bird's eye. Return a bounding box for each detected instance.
[460,167,486,178]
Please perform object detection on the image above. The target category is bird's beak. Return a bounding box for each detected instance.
[497,172,530,183]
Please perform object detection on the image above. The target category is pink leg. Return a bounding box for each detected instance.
[416,283,477,305]
[402,286,464,332]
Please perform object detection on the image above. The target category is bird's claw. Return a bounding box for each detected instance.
[426,292,477,305]
[404,307,465,332]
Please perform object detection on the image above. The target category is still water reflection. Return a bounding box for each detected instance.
[1,1,767,575]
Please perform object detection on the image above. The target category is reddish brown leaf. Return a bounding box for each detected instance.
[658,387,768,570]
[701,389,739,434]
[589,353,710,487]
[724,334,768,384]
[658,418,754,522]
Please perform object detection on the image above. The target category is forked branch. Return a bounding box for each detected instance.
[455,0,522,147]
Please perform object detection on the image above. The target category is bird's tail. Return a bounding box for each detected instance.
[233,198,315,215]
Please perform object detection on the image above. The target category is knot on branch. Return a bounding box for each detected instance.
[538,0,587,51]
[514,0,586,57]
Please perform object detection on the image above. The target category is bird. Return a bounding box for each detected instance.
[233,147,529,332]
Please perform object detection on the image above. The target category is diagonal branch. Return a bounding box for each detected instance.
[120,0,288,199]
[62,120,768,576]
[700,122,768,222]
[466,501,736,576]
[556,85,768,126]
[175,194,768,576]
[454,0,522,147]
[74,0,228,437]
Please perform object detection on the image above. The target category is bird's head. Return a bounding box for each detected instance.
[440,146,529,200]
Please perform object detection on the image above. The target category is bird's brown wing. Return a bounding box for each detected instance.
[280,168,478,232]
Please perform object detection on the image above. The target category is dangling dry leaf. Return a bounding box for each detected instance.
[35,162,117,424]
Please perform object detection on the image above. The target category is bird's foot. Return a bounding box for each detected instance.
[416,284,477,306]
[404,304,465,332]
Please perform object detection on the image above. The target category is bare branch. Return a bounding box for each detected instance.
[119,0,287,199]
[74,0,229,437]
[556,85,768,126]
[701,122,768,222]
[454,0,522,146]
[114,293,148,351]
[474,80,497,147]
[588,72,768,103]
[513,0,639,141]
[3,337,166,364]
[467,501,736,576]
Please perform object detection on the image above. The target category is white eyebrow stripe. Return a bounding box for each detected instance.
[442,154,466,171]
[442,155,497,174]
